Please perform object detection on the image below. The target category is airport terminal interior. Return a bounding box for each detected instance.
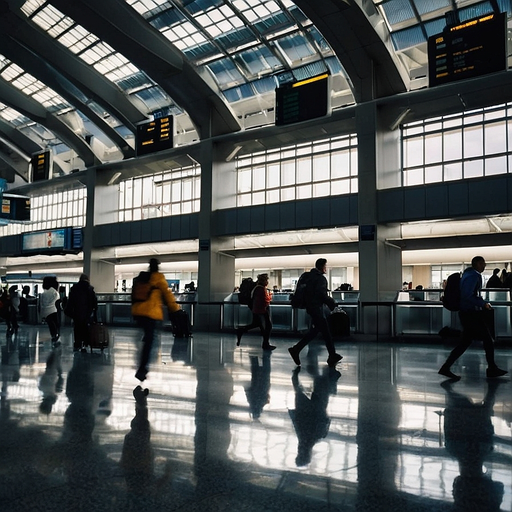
[0,324,511,512]
[2,0,512,510]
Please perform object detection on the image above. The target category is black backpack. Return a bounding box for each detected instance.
[442,272,461,311]
[290,272,311,309]
[131,271,153,304]
[239,278,257,308]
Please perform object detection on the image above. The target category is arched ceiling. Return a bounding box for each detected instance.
[0,0,509,186]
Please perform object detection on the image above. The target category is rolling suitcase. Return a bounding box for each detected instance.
[328,307,350,337]
[169,309,192,338]
[89,321,110,353]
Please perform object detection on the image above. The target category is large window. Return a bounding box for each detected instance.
[402,103,512,186]
[118,165,201,222]
[236,135,358,207]
[0,188,86,236]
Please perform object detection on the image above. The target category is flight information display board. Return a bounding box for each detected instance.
[22,227,83,254]
[31,150,51,182]
[428,12,507,87]
[275,73,330,126]
[136,117,173,156]
[0,194,30,221]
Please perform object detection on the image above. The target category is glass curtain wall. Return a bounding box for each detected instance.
[117,165,201,222]
[236,134,358,207]
[0,188,86,236]
[402,103,512,186]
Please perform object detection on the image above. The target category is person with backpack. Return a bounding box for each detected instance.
[236,273,275,351]
[287,258,343,368]
[131,258,180,381]
[438,256,508,380]
[65,274,98,352]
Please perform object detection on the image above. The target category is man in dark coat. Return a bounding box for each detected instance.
[486,268,502,288]
[288,258,343,367]
[65,274,97,352]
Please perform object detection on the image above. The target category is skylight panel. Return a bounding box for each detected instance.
[20,0,45,16]
[0,62,23,82]
[235,46,280,74]
[0,103,29,124]
[131,0,167,11]
[58,26,99,54]
[380,0,416,27]
[171,21,199,40]
[206,58,245,87]
[274,33,316,63]
[391,25,425,51]
[2,64,70,112]
[105,64,138,83]
[32,89,65,110]
[132,86,175,113]
[81,41,117,66]
[12,74,41,95]
[31,4,74,39]
[413,0,450,17]
[21,1,172,118]
[459,1,495,21]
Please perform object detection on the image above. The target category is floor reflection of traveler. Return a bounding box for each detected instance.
[121,385,171,501]
[245,352,271,419]
[441,379,505,511]
[38,342,64,414]
[289,364,341,466]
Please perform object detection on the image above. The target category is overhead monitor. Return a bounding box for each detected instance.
[428,12,507,87]
[136,116,173,157]
[31,150,51,182]
[22,227,83,255]
[275,73,330,126]
[0,193,30,221]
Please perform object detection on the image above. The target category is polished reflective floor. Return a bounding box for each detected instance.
[0,324,511,512]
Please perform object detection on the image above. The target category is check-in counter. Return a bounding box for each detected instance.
[394,290,452,336]
[96,293,134,326]
[481,288,511,338]
[222,292,296,332]
[394,288,511,339]
[95,292,196,327]
[222,291,358,334]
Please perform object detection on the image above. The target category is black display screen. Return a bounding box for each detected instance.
[428,12,507,87]
[31,150,50,182]
[136,116,173,156]
[275,74,329,126]
[0,194,30,221]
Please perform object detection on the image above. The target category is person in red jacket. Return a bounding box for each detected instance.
[132,258,180,381]
[236,273,275,351]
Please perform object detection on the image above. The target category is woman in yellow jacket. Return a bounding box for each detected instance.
[132,258,180,381]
